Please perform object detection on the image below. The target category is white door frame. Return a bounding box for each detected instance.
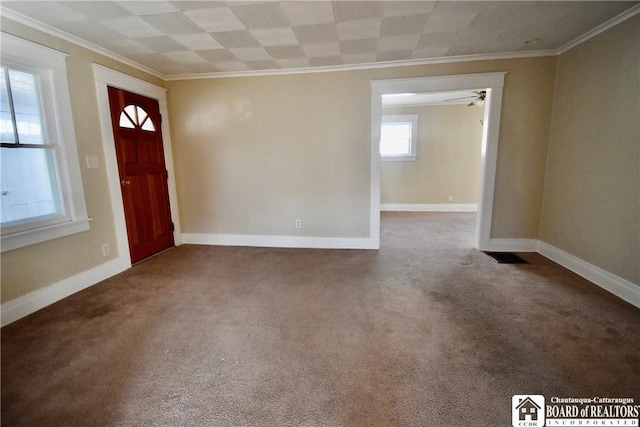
[92,64,182,267]
[370,72,506,250]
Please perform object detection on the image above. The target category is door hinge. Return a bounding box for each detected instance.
[165,169,169,180]
[171,222,175,231]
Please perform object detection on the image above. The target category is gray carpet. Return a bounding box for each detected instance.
[2,212,639,426]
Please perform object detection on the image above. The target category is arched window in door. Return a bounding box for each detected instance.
[118,104,155,131]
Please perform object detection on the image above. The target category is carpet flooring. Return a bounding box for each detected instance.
[2,212,639,426]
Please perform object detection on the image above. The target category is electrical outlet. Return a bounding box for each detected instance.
[448,195,453,202]
[295,219,302,229]
[86,155,99,169]
[101,243,110,257]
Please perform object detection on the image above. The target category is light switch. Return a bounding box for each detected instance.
[86,155,99,169]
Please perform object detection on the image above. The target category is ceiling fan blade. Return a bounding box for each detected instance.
[443,95,475,102]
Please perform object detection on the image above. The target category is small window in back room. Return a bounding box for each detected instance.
[380,114,418,161]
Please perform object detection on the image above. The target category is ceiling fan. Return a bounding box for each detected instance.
[444,90,486,106]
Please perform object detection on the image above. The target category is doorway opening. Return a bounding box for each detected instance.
[370,73,506,250]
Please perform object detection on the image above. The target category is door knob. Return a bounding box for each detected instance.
[120,179,130,186]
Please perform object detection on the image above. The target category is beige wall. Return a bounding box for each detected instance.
[169,56,556,240]
[540,16,640,285]
[0,18,166,303]
[380,104,484,205]
[1,18,559,305]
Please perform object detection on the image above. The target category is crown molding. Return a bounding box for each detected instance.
[2,3,638,82]
[166,49,557,81]
[557,3,640,54]
[0,7,167,81]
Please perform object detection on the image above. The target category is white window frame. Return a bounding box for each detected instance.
[380,114,418,161]
[1,33,89,252]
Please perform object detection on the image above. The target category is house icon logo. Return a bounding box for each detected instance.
[512,395,545,427]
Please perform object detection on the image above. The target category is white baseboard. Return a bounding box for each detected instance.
[1,257,129,327]
[381,203,477,212]
[538,241,640,309]
[182,233,377,250]
[485,238,539,252]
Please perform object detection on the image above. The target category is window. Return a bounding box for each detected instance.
[119,105,155,131]
[0,33,89,252]
[380,114,418,161]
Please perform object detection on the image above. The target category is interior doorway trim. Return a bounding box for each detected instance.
[92,64,182,267]
[370,72,506,250]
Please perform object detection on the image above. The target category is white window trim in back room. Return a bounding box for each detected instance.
[380,114,418,161]
[0,33,90,252]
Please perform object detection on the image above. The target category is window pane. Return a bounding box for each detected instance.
[1,147,63,224]
[140,116,155,131]
[0,68,15,144]
[380,123,412,155]
[119,111,135,128]
[136,106,148,124]
[8,69,45,144]
[124,105,137,124]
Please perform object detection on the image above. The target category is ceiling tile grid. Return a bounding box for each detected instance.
[2,1,638,77]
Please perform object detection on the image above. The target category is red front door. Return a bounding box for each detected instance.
[107,87,174,263]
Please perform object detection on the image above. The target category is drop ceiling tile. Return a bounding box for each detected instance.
[214,61,251,72]
[275,58,311,69]
[342,52,377,64]
[309,56,343,67]
[128,52,174,67]
[423,2,480,34]
[453,30,505,46]
[196,49,238,62]
[141,12,204,35]
[293,23,338,44]
[377,50,412,62]
[340,38,378,55]
[265,45,305,59]
[172,33,223,51]
[336,18,382,41]
[183,7,246,32]
[102,16,165,39]
[245,60,279,70]
[332,1,384,23]
[137,36,186,53]
[280,1,335,26]
[118,1,179,16]
[154,63,191,75]
[211,30,260,48]
[169,1,226,11]
[102,39,155,56]
[382,1,437,18]
[411,46,450,59]
[57,20,124,43]
[67,1,131,20]
[182,62,222,74]
[230,2,289,28]
[377,34,420,52]
[416,31,457,48]
[250,27,298,47]
[301,42,341,58]
[380,14,429,37]
[228,47,272,61]
[163,51,207,64]
[3,2,85,25]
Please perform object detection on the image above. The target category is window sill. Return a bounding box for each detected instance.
[1,217,91,252]
[382,156,417,162]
